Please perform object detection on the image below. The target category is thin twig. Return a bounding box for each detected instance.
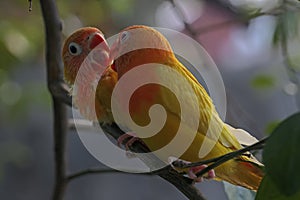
[280,22,300,110]
[169,0,281,37]
[194,138,267,177]
[172,137,267,171]
[100,123,206,200]
[168,0,198,38]
[28,0,32,12]
[67,168,143,181]
[39,0,68,200]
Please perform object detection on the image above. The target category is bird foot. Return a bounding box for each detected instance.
[168,157,215,182]
[187,164,215,182]
[117,132,148,158]
[117,132,135,149]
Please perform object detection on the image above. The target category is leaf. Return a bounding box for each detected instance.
[223,181,256,200]
[263,112,300,196]
[264,120,281,135]
[251,75,275,89]
[273,11,299,45]
[106,0,135,14]
[256,175,300,200]
[273,22,282,45]
[282,12,299,40]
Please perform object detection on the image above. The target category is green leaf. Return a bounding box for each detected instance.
[223,181,256,200]
[273,22,281,45]
[282,12,299,40]
[256,175,300,200]
[263,112,300,196]
[273,11,299,45]
[251,75,275,89]
[264,120,281,135]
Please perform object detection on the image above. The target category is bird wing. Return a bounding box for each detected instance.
[157,60,243,150]
[95,66,118,124]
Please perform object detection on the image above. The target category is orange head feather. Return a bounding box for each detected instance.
[62,27,110,85]
[110,25,176,77]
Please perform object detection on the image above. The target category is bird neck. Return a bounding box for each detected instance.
[114,48,176,78]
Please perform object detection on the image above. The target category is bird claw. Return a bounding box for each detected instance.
[168,157,215,183]
[117,133,136,158]
[117,132,143,150]
[117,132,135,149]
[188,164,216,182]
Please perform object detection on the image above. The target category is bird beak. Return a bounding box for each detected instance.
[88,32,110,52]
[109,36,120,63]
[88,32,112,71]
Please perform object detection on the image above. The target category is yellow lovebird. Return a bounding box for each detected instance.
[62,27,117,124]
[109,25,264,190]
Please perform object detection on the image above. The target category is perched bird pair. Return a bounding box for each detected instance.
[62,25,264,190]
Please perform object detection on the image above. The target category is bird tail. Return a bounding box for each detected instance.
[218,157,264,191]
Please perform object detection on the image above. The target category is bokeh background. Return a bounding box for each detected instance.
[1,0,300,199]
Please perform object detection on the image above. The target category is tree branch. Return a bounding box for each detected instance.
[168,0,198,38]
[28,0,33,12]
[280,21,300,110]
[171,138,267,177]
[67,168,131,181]
[39,0,68,200]
[49,81,72,107]
[100,123,206,200]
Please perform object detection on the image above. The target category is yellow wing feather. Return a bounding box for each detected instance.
[157,59,242,150]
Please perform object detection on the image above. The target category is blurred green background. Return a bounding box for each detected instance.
[0,0,300,199]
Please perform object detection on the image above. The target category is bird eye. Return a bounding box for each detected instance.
[68,42,82,56]
[120,31,130,43]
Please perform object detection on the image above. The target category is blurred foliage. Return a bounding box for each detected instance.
[256,175,300,200]
[260,113,300,197]
[251,74,275,89]
[0,0,136,122]
[223,181,256,200]
[1,0,300,199]
[0,141,31,180]
[105,0,135,14]
[273,11,299,45]
[264,120,280,135]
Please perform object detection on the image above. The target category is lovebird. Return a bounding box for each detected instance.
[62,27,117,124]
[109,25,264,190]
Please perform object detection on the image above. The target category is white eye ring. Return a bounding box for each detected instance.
[68,42,82,56]
[120,31,130,43]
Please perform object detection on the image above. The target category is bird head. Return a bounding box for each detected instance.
[62,27,110,85]
[110,25,176,77]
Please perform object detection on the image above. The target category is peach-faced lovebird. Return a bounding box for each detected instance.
[62,27,117,124]
[109,25,264,190]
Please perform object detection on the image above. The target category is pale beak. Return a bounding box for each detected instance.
[88,32,110,53]
[109,36,120,63]
[88,32,111,70]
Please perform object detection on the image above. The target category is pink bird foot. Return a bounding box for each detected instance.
[168,157,215,182]
[117,132,144,150]
[187,164,216,182]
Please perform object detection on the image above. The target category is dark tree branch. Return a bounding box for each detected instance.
[100,123,205,200]
[49,81,72,107]
[39,0,68,200]
[67,121,205,199]
[28,0,33,12]
[171,137,267,177]
[67,168,131,181]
